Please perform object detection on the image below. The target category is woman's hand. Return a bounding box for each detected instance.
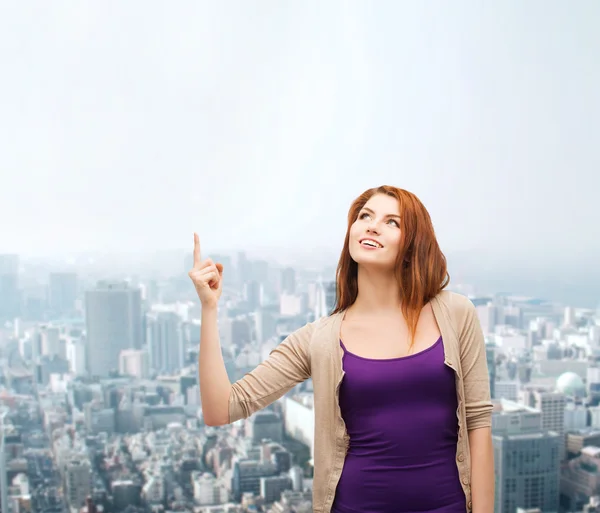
[188,232,223,308]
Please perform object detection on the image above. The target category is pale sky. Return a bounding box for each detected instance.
[1,1,598,267]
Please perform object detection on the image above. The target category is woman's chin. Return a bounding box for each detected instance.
[353,255,396,272]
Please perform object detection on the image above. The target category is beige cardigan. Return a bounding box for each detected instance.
[228,290,493,512]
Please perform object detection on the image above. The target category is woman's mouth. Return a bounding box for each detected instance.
[359,238,383,249]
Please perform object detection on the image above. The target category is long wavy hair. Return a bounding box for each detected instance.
[331,185,450,348]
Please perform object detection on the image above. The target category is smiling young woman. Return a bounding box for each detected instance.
[333,186,450,355]
[190,185,494,513]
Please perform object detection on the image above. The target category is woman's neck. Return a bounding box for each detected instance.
[349,265,401,316]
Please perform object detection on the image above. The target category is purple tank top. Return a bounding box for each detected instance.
[332,337,466,513]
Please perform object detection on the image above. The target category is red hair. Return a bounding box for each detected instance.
[331,185,450,348]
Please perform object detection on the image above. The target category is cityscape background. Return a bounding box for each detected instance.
[1,1,599,513]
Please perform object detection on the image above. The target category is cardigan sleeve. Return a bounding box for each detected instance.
[458,298,493,430]
[228,322,313,423]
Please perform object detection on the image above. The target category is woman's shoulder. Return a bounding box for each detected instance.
[285,312,344,348]
[312,311,344,340]
[433,290,478,333]
[434,289,476,313]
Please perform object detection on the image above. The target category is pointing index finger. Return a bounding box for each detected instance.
[193,232,201,267]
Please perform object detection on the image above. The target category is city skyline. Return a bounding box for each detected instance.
[6,245,599,310]
[1,246,600,512]
[2,2,600,511]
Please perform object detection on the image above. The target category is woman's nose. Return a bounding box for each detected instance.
[366,222,380,234]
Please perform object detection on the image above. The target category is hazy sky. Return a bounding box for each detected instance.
[1,1,598,265]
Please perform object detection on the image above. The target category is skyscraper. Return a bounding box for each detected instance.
[520,386,567,460]
[49,272,78,316]
[281,267,296,295]
[493,399,561,513]
[0,409,8,513]
[146,311,184,374]
[486,342,496,399]
[85,281,142,377]
[0,254,20,321]
[314,280,336,319]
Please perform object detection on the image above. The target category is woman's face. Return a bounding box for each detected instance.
[348,193,402,271]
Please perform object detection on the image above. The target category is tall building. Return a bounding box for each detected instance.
[561,446,600,509]
[587,363,600,405]
[260,475,293,504]
[245,281,263,311]
[232,318,252,347]
[476,302,498,335]
[255,309,278,345]
[192,472,228,505]
[0,254,20,321]
[40,324,64,358]
[85,281,142,377]
[0,409,9,513]
[284,395,315,459]
[564,306,577,327]
[520,386,567,460]
[237,252,251,285]
[146,311,184,374]
[49,272,78,316]
[252,260,269,284]
[281,267,296,295]
[65,337,86,376]
[65,457,92,509]
[119,349,150,379]
[503,305,524,329]
[246,411,283,444]
[232,459,277,502]
[280,294,303,316]
[486,342,496,399]
[493,399,561,513]
[314,280,336,318]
